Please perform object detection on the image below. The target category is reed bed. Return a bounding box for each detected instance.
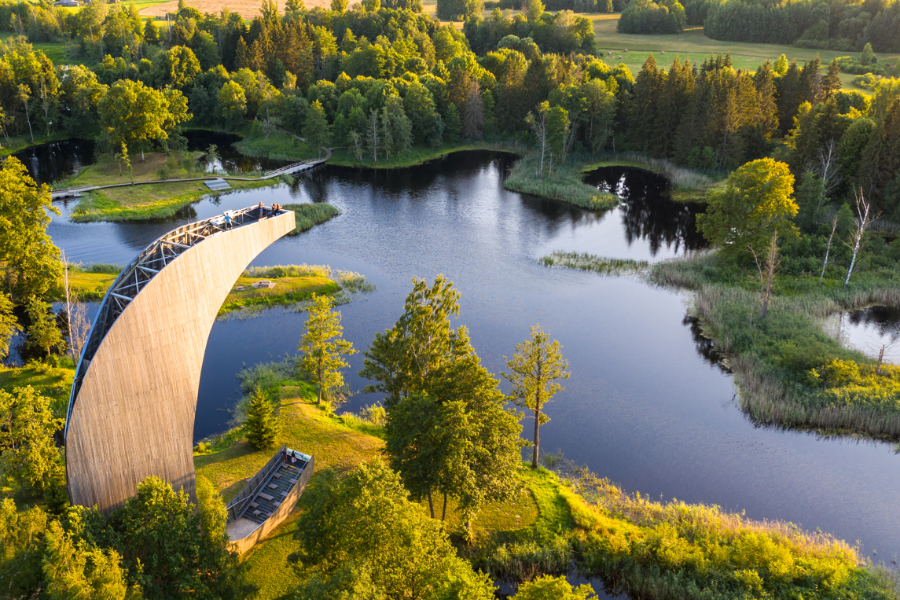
[505,154,619,211]
[541,252,648,275]
[617,152,716,191]
[283,202,341,235]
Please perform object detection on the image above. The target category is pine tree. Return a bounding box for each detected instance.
[627,54,662,153]
[303,100,330,158]
[244,386,280,450]
[860,42,876,66]
[298,294,355,406]
[366,109,381,161]
[462,80,484,139]
[823,58,841,99]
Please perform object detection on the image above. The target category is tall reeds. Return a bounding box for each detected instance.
[541,252,648,275]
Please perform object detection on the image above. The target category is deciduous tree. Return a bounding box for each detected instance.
[292,460,495,600]
[0,386,64,492]
[503,325,570,469]
[0,157,61,302]
[696,158,797,318]
[98,79,191,161]
[298,293,355,405]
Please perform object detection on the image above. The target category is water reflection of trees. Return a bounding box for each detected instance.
[683,315,730,372]
[586,167,708,257]
[12,139,96,185]
[846,305,900,341]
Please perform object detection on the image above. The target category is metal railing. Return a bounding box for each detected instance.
[225,448,315,523]
[64,206,287,437]
[225,445,287,522]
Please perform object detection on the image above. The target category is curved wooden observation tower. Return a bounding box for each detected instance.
[64,206,295,512]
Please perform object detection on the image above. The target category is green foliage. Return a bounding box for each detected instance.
[97,80,191,158]
[860,42,876,66]
[292,459,496,600]
[298,294,355,405]
[504,154,618,211]
[0,499,48,597]
[514,575,597,599]
[618,0,686,34]
[360,275,461,407]
[303,100,330,157]
[244,385,281,450]
[78,476,256,600]
[503,325,569,468]
[540,252,648,275]
[697,158,797,260]
[24,298,64,359]
[0,385,64,492]
[0,292,20,362]
[0,157,61,302]
[43,520,136,600]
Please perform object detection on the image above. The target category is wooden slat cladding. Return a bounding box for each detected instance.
[66,212,295,512]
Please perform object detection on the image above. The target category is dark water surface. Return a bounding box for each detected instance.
[12,139,96,184]
[44,151,900,562]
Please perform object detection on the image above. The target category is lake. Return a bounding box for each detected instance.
[32,139,900,565]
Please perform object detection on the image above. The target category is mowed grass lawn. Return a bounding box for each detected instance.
[589,14,898,84]
[195,383,554,600]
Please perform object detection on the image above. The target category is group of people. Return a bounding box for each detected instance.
[256,202,284,219]
[217,203,286,231]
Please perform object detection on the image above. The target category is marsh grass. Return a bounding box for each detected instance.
[282,203,341,235]
[650,254,900,438]
[541,252,649,275]
[505,154,619,211]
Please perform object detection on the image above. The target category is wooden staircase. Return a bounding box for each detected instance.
[240,461,305,524]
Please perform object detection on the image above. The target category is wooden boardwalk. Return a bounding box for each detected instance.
[65,208,296,512]
[51,150,331,200]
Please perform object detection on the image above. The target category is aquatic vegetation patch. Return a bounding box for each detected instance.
[505,154,619,211]
[217,265,374,319]
[541,252,649,275]
[650,253,900,439]
[282,203,341,235]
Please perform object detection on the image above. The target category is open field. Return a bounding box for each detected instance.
[140,0,360,19]
[589,14,899,80]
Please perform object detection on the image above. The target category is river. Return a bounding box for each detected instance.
[18,136,900,566]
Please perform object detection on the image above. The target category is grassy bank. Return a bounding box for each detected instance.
[505,153,619,210]
[651,252,900,439]
[195,364,899,600]
[218,265,374,317]
[0,363,74,418]
[0,130,72,156]
[583,152,725,202]
[328,141,525,169]
[65,151,278,222]
[233,129,318,162]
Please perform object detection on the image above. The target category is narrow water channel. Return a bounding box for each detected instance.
[31,142,900,565]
